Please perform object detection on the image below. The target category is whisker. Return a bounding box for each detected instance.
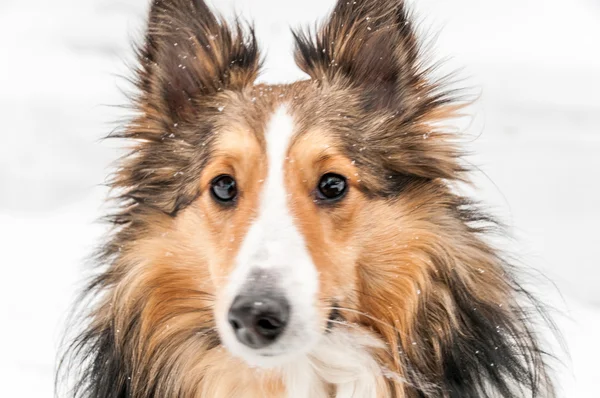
[322,306,409,339]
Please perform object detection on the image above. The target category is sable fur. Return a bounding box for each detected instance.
[58,0,556,397]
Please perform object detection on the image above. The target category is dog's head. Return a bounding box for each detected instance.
[62,1,554,397]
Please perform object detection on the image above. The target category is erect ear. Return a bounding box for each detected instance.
[138,0,260,123]
[294,0,441,115]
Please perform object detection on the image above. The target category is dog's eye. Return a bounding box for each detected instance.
[210,175,238,204]
[316,173,347,201]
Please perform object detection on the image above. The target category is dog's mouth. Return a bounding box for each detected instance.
[216,300,348,368]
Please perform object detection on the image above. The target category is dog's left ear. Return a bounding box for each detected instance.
[139,0,260,123]
[294,0,432,113]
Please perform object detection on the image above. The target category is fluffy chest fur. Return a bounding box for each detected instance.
[198,330,387,398]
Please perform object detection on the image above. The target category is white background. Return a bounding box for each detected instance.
[1,0,599,396]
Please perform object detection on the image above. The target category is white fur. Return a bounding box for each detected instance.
[283,328,386,398]
[219,106,321,367]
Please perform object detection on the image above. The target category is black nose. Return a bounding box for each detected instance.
[228,294,289,349]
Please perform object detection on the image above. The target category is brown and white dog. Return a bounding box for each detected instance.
[60,0,556,397]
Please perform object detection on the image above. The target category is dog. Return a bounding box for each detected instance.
[59,0,556,396]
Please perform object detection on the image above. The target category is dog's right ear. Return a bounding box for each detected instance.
[138,0,260,123]
[293,0,431,114]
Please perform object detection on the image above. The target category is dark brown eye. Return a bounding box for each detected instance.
[210,175,237,204]
[316,173,347,202]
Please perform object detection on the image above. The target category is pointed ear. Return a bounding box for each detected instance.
[294,0,437,114]
[139,0,260,123]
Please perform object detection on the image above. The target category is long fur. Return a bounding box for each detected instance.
[58,1,557,397]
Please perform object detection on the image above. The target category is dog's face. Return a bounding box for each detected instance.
[65,1,552,397]
[202,101,359,366]
[117,0,468,370]
[181,87,400,367]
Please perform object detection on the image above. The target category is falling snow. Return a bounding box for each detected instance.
[0,0,599,397]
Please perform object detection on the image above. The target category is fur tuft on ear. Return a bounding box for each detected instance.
[293,0,449,115]
[139,0,260,122]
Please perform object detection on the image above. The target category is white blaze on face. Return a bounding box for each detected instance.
[220,105,321,366]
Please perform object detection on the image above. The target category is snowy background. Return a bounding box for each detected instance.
[1,0,599,396]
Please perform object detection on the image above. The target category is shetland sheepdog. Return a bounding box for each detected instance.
[60,0,556,397]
